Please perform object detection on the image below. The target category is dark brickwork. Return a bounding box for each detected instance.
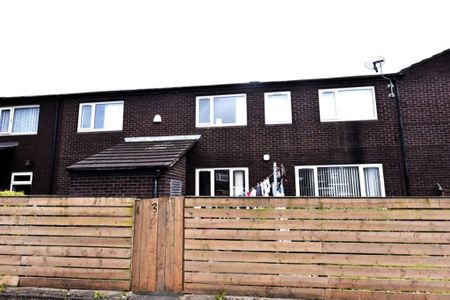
[3,50,449,197]
[0,96,58,194]
[397,51,450,195]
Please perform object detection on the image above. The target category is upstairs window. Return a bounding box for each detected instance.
[264,91,292,124]
[78,101,124,132]
[10,172,33,194]
[295,164,385,197]
[195,168,249,197]
[318,86,377,122]
[196,94,247,127]
[0,106,40,135]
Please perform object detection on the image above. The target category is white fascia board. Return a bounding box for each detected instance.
[125,134,201,143]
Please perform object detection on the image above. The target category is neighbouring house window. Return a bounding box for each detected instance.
[195,168,249,196]
[196,94,247,127]
[10,172,33,195]
[295,164,385,197]
[78,101,124,132]
[264,91,292,124]
[318,86,377,122]
[0,106,40,135]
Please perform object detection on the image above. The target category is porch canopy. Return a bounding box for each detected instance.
[67,135,200,171]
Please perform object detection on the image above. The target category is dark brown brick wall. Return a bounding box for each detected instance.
[53,77,407,197]
[397,52,450,195]
[0,97,58,194]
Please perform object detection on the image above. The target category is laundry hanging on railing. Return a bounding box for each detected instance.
[246,162,286,197]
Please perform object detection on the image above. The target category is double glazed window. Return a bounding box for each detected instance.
[264,92,292,124]
[0,106,40,135]
[196,94,247,127]
[78,101,124,132]
[319,86,377,122]
[10,172,33,194]
[195,168,249,196]
[295,164,385,197]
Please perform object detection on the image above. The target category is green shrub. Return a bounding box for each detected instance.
[0,190,25,196]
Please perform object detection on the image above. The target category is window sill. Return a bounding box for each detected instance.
[0,132,38,136]
[77,129,123,133]
[196,124,247,129]
[320,118,378,123]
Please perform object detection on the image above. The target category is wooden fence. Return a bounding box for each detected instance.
[0,197,135,290]
[131,197,183,293]
[184,197,450,299]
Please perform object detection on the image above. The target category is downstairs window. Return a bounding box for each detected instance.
[295,164,385,197]
[10,172,33,195]
[195,168,249,197]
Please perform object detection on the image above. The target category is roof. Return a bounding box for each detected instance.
[0,142,19,152]
[67,135,200,171]
[400,48,450,74]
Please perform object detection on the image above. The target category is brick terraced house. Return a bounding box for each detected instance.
[0,49,449,197]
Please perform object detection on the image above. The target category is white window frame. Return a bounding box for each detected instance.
[318,86,377,122]
[195,167,249,196]
[0,105,40,136]
[264,91,292,125]
[195,94,247,127]
[10,172,33,191]
[77,101,124,132]
[294,163,385,197]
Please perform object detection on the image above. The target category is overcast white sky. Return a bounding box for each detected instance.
[0,0,449,97]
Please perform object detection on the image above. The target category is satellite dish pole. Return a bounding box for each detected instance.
[365,56,395,98]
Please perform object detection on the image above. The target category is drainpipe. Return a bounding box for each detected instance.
[392,77,411,196]
[49,95,61,194]
[153,169,161,198]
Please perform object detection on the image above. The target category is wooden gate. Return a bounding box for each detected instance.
[131,197,183,293]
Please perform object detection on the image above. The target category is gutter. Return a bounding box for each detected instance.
[392,77,411,196]
[49,95,61,194]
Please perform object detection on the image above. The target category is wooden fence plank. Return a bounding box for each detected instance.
[0,246,131,258]
[185,250,450,268]
[0,266,130,280]
[185,207,450,220]
[156,197,168,292]
[164,198,175,291]
[0,216,133,226]
[20,256,130,269]
[185,197,450,209]
[131,200,144,291]
[185,218,450,232]
[185,261,450,280]
[185,240,322,252]
[185,229,450,244]
[0,236,132,248]
[0,255,21,265]
[185,272,450,292]
[19,277,130,290]
[0,207,132,216]
[173,197,184,292]
[0,197,134,207]
[0,275,19,287]
[0,226,132,237]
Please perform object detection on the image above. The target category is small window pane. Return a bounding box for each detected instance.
[337,88,375,120]
[94,104,106,129]
[364,167,382,197]
[198,98,210,124]
[12,107,39,133]
[102,103,123,130]
[214,170,230,196]
[265,93,291,124]
[319,91,337,120]
[233,170,245,196]
[214,96,236,124]
[0,110,10,133]
[298,168,315,196]
[81,105,92,128]
[199,171,211,196]
[13,175,32,182]
[317,166,360,197]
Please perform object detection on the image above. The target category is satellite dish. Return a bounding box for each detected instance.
[365,56,385,73]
